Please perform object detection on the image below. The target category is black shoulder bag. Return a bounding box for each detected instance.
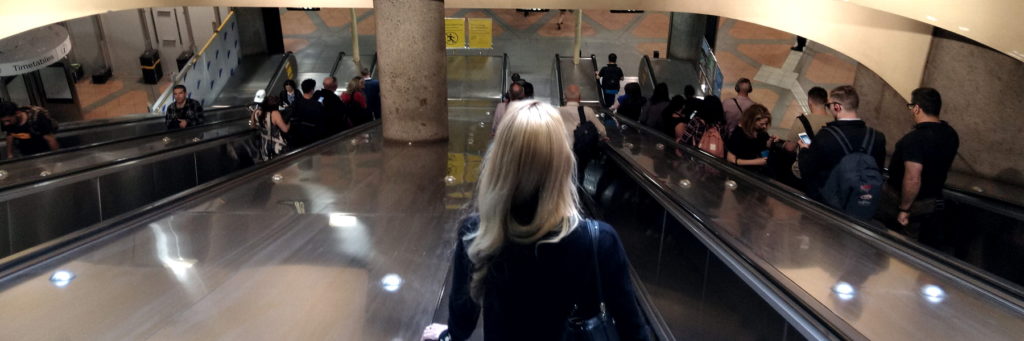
[563,220,620,341]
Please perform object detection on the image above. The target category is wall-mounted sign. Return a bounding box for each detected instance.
[0,25,72,77]
[444,18,466,49]
[467,18,492,49]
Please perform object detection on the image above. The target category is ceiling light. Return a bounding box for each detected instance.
[958,26,970,32]
[926,16,938,22]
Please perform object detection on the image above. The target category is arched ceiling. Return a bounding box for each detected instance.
[1,0,1020,99]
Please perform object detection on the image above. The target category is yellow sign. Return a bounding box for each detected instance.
[444,18,465,49]
[468,18,493,49]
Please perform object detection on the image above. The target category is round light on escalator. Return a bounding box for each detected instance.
[445,175,456,184]
[624,143,634,149]
[350,138,359,145]
[192,137,201,142]
[479,122,486,128]
[162,136,172,143]
[678,179,691,189]
[725,180,738,190]
[655,143,665,151]
[0,170,7,180]
[485,111,491,116]
[921,285,946,303]
[363,134,370,139]
[831,281,855,300]
[39,170,51,177]
[271,174,284,183]
[49,270,76,288]
[971,186,984,193]
[381,273,403,292]
[408,142,413,146]
[467,139,474,145]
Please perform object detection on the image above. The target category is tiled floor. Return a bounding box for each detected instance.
[75,78,167,120]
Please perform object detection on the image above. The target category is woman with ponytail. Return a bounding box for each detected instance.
[424,100,650,341]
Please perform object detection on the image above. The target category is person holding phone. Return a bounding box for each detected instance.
[727,104,775,174]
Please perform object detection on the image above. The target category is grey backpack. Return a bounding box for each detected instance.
[821,126,883,221]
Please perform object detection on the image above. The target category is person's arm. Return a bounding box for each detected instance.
[446,223,481,340]
[897,161,923,226]
[165,109,179,129]
[674,121,687,141]
[272,111,290,133]
[598,223,652,340]
[727,151,767,166]
[798,133,827,199]
[4,135,13,160]
[43,134,59,151]
[357,93,367,108]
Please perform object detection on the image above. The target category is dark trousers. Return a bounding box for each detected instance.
[602,89,617,108]
[879,186,947,248]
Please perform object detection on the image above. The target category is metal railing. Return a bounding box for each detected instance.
[150,10,237,113]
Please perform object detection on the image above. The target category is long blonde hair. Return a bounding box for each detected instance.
[466,100,582,303]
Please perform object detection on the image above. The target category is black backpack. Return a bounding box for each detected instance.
[573,106,601,159]
[820,126,883,220]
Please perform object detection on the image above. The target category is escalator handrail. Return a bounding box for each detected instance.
[554,54,566,106]
[262,52,296,96]
[151,10,238,112]
[501,53,509,97]
[641,55,658,90]
[0,121,381,279]
[370,53,379,78]
[328,51,347,77]
[0,106,247,166]
[0,124,255,202]
[608,112,1024,309]
[590,54,605,108]
[601,144,847,340]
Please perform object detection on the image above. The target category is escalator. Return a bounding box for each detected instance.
[554,54,603,107]
[590,113,1024,340]
[638,55,701,98]
[331,52,377,84]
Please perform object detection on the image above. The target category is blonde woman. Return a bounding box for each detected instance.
[341,76,367,109]
[423,101,650,341]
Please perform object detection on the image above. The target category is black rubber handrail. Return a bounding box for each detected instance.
[554,54,566,106]
[0,106,247,165]
[589,54,605,108]
[0,121,380,279]
[641,55,658,90]
[501,53,509,96]
[0,124,254,202]
[609,112,1024,310]
[328,51,347,77]
[262,51,295,96]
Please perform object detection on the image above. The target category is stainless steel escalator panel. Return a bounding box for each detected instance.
[557,56,601,106]
[210,54,286,107]
[332,54,375,82]
[447,55,504,103]
[605,123,1024,339]
[648,58,701,97]
[0,109,492,340]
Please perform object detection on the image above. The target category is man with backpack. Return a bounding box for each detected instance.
[770,87,833,189]
[596,53,624,108]
[798,85,887,221]
[560,85,608,181]
[1,102,59,159]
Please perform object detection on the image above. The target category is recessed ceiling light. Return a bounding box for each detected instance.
[958,26,970,32]
[926,16,938,22]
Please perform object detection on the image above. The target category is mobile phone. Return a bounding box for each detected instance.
[760,150,770,158]
[798,132,812,145]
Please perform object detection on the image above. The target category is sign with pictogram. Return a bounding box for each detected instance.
[444,18,465,49]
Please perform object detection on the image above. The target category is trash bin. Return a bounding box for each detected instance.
[140,49,163,84]
[176,50,194,71]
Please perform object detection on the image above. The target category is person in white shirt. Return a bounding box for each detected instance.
[491,82,526,135]
[558,84,608,143]
[722,77,757,138]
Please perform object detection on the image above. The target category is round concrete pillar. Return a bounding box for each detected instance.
[374,0,449,142]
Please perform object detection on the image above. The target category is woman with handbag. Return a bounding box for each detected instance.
[423,100,651,341]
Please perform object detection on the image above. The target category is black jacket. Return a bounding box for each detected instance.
[447,215,651,341]
[798,120,887,201]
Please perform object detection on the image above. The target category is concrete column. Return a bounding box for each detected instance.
[374,0,448,142]
[667,12,707,61]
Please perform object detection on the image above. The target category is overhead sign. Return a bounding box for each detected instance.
[444,18,465,49]
[0,25,71,76]
[467,18,493,49]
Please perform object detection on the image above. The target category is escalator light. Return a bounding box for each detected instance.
[381,274,403,292]
[49,270,76,288]
[921,285,946,303]
[832,282,855,300]
[329,213,358,228]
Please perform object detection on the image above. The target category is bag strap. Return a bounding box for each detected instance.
[823,126,853,155]
[578,105,587,126]
[733,98,743,114]
[587,220,608,313]
[797,114,815,140]
[859,128,875,153]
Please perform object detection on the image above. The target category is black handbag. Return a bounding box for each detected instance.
[562,220,621,341]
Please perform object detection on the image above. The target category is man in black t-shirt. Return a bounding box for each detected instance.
[883,88,959,244]
[596,53,624,108]
[1,103,59,159]
[315,76,350,135]
[289,79,328,148]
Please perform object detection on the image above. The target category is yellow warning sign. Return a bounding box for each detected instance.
[468,18,493,49]
[444,18,465,49]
